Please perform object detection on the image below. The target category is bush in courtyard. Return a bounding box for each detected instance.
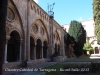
[83,42,93,52]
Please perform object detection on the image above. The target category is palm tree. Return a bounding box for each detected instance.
[0,0,8,74]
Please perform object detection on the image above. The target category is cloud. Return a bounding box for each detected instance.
[78,17,83,21]
[33,0,38,3]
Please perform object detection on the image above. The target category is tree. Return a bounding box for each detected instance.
[83,42,93,51]
[68,20,86,56]
[0,0,8,74]
[93,0,100,44]
[83,42,93,55]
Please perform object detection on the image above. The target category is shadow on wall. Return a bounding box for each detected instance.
[64,33,76,58]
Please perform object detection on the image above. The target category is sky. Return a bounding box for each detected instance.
[34,0,93,25]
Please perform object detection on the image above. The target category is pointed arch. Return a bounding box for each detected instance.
[54,30,61,45]
[9,0,25,40]
[91,40,97,44]
[33,19,49,43]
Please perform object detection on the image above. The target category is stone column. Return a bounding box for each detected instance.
[34,43,36,60]
[41,45,43,59]
[4,36,10,63]
[47,48,49,58]
[57,45,58,53]
[47,45,49,58]
[19,39,23,61]
[58,46,60,56]
[61,32,65,56]
[26,0,30,61]
[49,16,54,56]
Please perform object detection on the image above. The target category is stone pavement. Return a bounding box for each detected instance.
[58,62,91,64]
[3,57,100,75]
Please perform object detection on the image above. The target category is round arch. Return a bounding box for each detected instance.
[35,37,43,45]
[30,34,35,42]
[43,41,48,58]
[30,36,35,60]
[7,30,20,62]
[8,27,22,39]
[36,39,42,59]
[91,40,97,44]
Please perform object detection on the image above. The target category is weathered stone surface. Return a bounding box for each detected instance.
[53,56,67,62]
[3,0,67,69]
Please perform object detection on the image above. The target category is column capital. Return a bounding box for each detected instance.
[20,39,23,43]
[42,45,44,47]
[6,35,10,40]
[35,42,37,45]
[6,36,10,43]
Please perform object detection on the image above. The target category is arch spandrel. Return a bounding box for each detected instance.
[30,34,35,40]
[6,23,22,39]
[30,19,49,43]
[35,37,43,45]
[6,0,25,40]
[54,30,61,45]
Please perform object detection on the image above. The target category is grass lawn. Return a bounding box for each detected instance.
[65,57,100,62]
[43,64,100,75]
[42,56,100,75]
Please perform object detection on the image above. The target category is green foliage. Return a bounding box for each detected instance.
[68,21,82,42]
[97,31,100,44]
[68,20,86,56]
[93,0,100,44]
[83,42,93,51]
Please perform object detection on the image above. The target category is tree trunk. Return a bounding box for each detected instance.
[0,0,8,75]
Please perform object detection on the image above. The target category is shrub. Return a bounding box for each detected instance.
[83,42,93,51]
[63,62,100,74]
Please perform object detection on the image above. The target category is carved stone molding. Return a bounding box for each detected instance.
[6,35,10,40]
[32,24,38,33]
[6,35,10,43]
[20,39,23,44]
[40,27,44,35]
[7,7,15,22]
[6,23,21,37]
[6,24,14,35]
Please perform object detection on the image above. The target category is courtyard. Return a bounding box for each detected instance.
[3,55,100,75]
[1,0,100,75]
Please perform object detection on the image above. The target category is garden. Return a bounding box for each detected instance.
[42,62,100,75]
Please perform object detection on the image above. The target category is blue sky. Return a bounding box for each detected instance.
[34,0,93,25]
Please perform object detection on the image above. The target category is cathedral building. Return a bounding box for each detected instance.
[3,0,67,69]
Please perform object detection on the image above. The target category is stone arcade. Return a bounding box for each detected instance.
[3,0,67,69]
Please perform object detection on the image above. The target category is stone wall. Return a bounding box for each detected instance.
[3,62,21,70]
[3,0,67,70]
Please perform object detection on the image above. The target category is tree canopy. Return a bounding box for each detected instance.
[68,20,86,56]
[93,0,100,44]
[83,42,93,51]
